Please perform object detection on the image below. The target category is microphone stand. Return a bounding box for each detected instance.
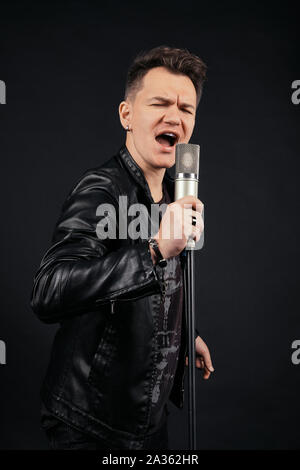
[174,141,200,450]
[184,242,197,450]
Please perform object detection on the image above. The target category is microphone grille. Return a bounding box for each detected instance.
[175,143,200,176]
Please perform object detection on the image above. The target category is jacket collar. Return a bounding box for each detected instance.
[118,144,175,202]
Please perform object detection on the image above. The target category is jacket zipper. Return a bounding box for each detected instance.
[161,271,168,348]
[109,290,163,315]
[110,300,116,315]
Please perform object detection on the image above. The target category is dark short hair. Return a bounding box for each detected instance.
[124,45,207,108]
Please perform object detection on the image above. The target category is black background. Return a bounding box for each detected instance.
[0,0,299,449]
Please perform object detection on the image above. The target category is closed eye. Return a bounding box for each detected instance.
[151,103,193,114]
[181,108,193,114]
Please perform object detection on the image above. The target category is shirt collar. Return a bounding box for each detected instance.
[118,144,175,202]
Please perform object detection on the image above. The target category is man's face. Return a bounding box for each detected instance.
[122,66,197,170]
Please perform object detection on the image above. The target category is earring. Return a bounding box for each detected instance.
[126,124,131,132]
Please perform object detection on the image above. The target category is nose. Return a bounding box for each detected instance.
[163,105,181,126]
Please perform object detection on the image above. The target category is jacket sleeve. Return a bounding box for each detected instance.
[30,171,163,324]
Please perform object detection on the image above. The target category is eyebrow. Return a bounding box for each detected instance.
[149,96,195,111]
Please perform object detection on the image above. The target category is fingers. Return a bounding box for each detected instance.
[177,196,204,215]
[203,366,211,380]
[186,337,214,379]
[192,226,201,243]
[183,220,203,242]
[197,357,212,380]
[185,355,214,380]
[157,197,204,258]
[183,209,202,227]
[196,357,202,368]
[201,348,214,374]
[183,210,204,242]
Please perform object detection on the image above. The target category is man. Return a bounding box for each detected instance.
[30,45,214,450]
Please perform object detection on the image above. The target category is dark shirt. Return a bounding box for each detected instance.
[147,182,183,431]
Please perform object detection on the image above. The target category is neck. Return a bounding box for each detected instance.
[125,141,165,203]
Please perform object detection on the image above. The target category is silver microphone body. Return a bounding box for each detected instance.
[174,144,201,250]
[174,172,199,200]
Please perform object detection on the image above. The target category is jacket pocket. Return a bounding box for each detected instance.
[87,319,118,392]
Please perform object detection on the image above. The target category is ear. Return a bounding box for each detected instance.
[119,100,132,130]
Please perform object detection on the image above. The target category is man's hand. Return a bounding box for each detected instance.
[153,196,204,260]
[185,335,214,380]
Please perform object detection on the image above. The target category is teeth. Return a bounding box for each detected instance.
[164,133,176,137]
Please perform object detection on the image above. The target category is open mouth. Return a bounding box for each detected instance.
[155,132,178,148]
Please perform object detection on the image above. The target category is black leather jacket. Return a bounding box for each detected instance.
[30,145,199,450]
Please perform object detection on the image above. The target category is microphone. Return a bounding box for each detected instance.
[174,143,202,250]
